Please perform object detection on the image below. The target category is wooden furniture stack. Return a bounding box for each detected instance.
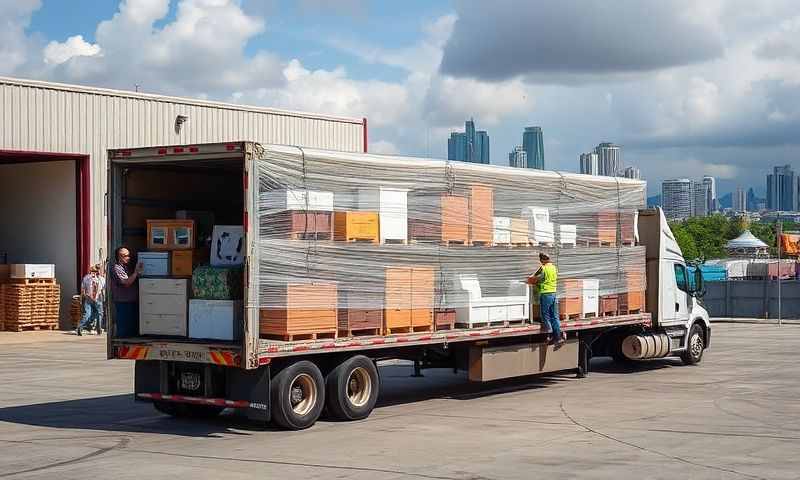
[619,271,645,314]
[334,211,380,243]
[384,266,435,334]
[357,187,408,244]
[260,283,338,340]
[408,194,469,244]
[468,186,494,245]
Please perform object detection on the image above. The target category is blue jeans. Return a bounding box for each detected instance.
[114,302,138,338]
[539,293,562,340]
[79,298,103,332]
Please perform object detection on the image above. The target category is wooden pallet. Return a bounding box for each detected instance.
[455,320,507,329]
[618,308,641,315]
[7,278,56,284]
[339,327,381,337]
[559,312,581,321]
[341,237,380,244]
[579,240,616,248]
[287,232,333,241]
[382,239,408,245]
[4,323,58,332]
[470,240,493,248]
[384,325,432,335]
[261,330,337,342]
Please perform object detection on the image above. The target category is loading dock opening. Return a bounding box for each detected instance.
[0,150,91,328]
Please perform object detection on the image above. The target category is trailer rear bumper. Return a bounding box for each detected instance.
[134,359,270,422]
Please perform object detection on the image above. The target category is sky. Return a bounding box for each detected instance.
[3,0,800,196]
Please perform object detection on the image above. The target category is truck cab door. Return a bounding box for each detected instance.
[671,263,692,323]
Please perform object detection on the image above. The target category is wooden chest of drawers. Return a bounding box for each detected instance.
[334,211,380,243]
[260,283,338,340]
[469,186,494,245]
[408,194,469,244]
[262,211,333,239]
[139,278,189,336]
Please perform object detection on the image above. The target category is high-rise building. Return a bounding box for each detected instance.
[522,126,544,169]
[579,152,599,175]
[702,176,716,212]
[508,146,527,168]
[448,118,490,164]
[733,187,747,212]
[692,181,709,217]
[622,166,641,180]
[595,142,622,176]
[766,165,795,211]
[662,179,693,220]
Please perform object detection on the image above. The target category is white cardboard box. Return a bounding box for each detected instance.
[138,252,169,277]
[189,299,243,341]
[10,264,55,279]
[211,225,244,266]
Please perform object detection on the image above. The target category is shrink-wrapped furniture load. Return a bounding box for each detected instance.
[253,145,647,340]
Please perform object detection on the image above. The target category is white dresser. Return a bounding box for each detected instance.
[139,278,189,336]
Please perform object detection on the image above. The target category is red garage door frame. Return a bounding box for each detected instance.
[0,150,91,287]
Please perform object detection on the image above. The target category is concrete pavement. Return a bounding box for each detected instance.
[0,324,798,479]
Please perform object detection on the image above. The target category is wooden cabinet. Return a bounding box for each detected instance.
[259,283,338,340]
[262,211,333,239]
[333,211,380,243]
[357,187,408,244]
[146,220,195,250]
[171,249,206,277]
[384,266,434,334]
[408,194,469,244]
[469,186,494,245]
[139,278,189,336]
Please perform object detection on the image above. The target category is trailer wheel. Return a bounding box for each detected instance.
[325,355,379,421]
[270,360,325,430]
[153,401,224,418]
[681,323,705,365]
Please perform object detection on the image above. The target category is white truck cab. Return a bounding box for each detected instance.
[630,207,711,364]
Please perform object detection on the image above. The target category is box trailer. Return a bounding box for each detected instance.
[107,142,710,430]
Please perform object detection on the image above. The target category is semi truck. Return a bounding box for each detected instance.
[107,142,710,430]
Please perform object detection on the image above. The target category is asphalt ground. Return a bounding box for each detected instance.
[0,323,798,479]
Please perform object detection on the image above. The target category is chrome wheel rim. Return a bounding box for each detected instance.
[690,333,703,358]
[347,367,372,408]
[289,373,317,416]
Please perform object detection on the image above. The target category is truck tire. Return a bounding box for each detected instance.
[270,360,325,430]
[680,323,705,365]
[325,355,379,421]
[153,401,224,418]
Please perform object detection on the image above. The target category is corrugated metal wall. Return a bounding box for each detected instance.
[0,77,365,265]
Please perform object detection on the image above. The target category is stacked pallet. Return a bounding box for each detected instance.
[2,281,60,331]
[260,283,338,341]
[70,295,81,329]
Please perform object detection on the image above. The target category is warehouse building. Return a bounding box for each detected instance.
[0,76,367,326]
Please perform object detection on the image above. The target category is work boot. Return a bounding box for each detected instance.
[76,328,82,336]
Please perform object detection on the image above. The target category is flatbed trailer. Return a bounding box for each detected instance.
[107,142,708,430]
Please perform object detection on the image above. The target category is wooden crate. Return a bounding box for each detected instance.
[337,309,383,336]
[600,294,619,316]
[434,309,455,330]
[408,194,469,244]
[333,211,380,243]
[620,211,636,245]
[260,283,337,340]
[171,249,208,277]
[70,295,81,329]
[619,271,645,312]
[146,219,195,250]
[585,211,617,246]
[510,218,529,245]
[469,186,494,245]
[384,266,434,334]
[558,279,583,319]
[262,211,333,240]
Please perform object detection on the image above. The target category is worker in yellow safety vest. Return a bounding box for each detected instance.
[528,253,566,346]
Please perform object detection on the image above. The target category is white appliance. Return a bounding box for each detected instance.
[493,217,511,245]
[138,252,169,277]
[522,207,555,245]
[10,264,55,279]
[189,299,243,341]
[139,278,189,336]
[356,187,408,243]
[211,225,244,266]
[262,189,334,212]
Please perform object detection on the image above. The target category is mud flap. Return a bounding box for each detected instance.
[228,365,270,423]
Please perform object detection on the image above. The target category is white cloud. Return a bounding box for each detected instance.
[0,0,41,75]
[369,140,399,154]
[43,35,101,65]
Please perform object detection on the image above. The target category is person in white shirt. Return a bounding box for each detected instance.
[77,264,103,335]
